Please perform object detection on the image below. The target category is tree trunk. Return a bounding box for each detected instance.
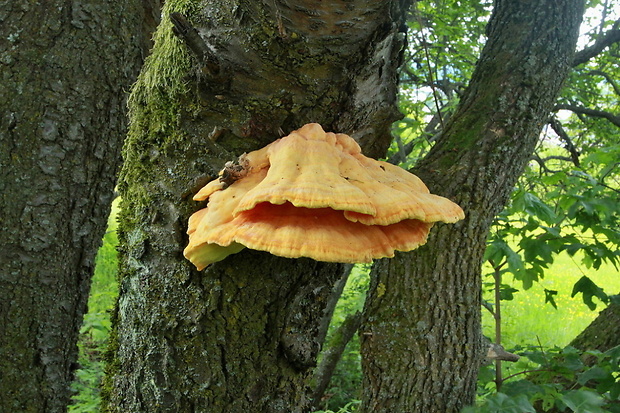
[104,1,410,412]
[359,1,585,412]
[0,1,149,412]
[571,299,620,353]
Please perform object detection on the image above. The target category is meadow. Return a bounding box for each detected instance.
[482,255,620,349]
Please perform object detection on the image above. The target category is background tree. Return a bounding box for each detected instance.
[360,1,586,412]
[104,0,410,412]
[0,1,154,411]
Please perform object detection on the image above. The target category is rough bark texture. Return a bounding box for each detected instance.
[571,299,620,353]
[104,1,410,412]
[0,1,149,412]
[359,1,585,412]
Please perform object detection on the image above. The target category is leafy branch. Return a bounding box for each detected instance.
[572,18,620,66]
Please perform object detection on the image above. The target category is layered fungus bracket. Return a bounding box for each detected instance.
[184,123,465,270]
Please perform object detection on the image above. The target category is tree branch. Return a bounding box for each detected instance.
[311,311,363,410]
[548,117,580,166]
[530,154,556,173]
[572,19,620,66]
[540,155,578,163]
[387,110,450,165]
[554,103,620,127]
[317,264,354,347]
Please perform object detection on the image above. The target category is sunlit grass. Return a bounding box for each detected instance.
[482,251,620,349]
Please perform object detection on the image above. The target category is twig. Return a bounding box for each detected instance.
[502,368,557,382]
[412,3,445,130]
[587,70,620,97]
[548,118,580,166]
[493,261,503,391]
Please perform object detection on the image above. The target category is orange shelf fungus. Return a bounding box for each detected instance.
[184,123,465,270]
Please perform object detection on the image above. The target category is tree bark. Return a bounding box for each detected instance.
[359,1,585,412]
[570,299,620,353]
[104,1,410,412]
[0,1,149,412]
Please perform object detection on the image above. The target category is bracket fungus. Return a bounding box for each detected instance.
[184,123,464,270]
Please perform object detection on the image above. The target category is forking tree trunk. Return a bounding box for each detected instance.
[359,1,585,412]
[104,1,410,411]
[0,1,149,412]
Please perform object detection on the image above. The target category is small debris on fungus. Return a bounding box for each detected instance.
[184,123,465,270]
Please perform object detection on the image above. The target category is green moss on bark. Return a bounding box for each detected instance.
[104,1,411,411]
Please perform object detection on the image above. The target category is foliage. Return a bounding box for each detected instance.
[394,0,620,302]
[467,345,620,412]
[313,399,361,413]
[480,0,620,306]
[484,142,620,304]
[69,322,109,413]
[390,0,492,168]
[69,201,120,412]
[316,265,369,412]
[392,0,620,314]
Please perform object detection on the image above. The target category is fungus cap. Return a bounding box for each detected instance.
[184,123,464,270]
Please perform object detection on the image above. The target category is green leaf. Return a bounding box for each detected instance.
[485,239,507,264]
[605,344,620,364]
[542,225,561,238]
[570,276,608,310]
[505,247,525,277]
[465,392,536,413]
[556,346,585,372]
[485,393,535,413]
[560,390,606,413]
[502,379,542,398]
[523,192,557,224]
[609,381,620,400]
[500,284,520,301]
[544,289,558,309]
[565,241,588,256]
[523,350,549,365]
[520,268,537,290]
[520,236,554,265]
[577,366,611,386]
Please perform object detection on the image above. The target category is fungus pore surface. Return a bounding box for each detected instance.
[184,123,464,270]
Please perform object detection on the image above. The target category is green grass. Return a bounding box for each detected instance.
[482,251,620,349]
